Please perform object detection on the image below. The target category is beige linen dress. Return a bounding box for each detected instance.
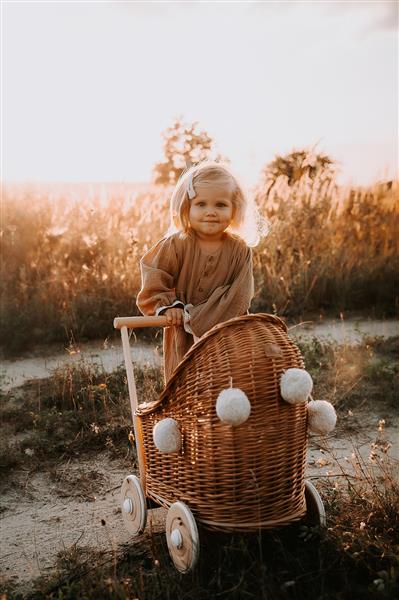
[137,229,254,382]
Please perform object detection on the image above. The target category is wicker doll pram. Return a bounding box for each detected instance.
[114,313,325,573]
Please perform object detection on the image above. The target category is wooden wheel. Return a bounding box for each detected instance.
[120,475,147,535]
[304,480,326,527]
[165,501,199,573]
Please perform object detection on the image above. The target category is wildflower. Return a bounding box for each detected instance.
[359,522,366,530]
[381,442,391,453]
[347,410,353,417]
[98,383,107,389]
[378,419,385,432]
[369,451,378,463]
[24,448,34,456]
[90,423,100,434]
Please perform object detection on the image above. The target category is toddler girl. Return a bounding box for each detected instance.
[137,161,256,382]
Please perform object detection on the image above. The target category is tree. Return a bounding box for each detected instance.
[261,147,338,197]
[153,117,227,185]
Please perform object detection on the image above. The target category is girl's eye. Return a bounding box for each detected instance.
[217,203,227,207]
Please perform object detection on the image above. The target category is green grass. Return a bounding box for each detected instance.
[296,334,398,414]
[0,361,163,478]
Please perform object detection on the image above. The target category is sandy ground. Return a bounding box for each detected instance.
[1,416,397,594]
[0,340,162,393]
[0,454,168,595]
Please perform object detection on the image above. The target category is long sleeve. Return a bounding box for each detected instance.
[136,235,182,316]
[187,246,254,337]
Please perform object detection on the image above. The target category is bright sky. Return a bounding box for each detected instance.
[2,0,398,187]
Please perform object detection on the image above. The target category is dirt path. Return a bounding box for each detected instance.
[0,340,162,393]
[1,318,398,392]
[0,454,167,595]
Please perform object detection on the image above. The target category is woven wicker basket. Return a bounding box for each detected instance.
[136,313,308,532]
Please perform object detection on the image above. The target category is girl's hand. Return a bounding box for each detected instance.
[164,307,184,326]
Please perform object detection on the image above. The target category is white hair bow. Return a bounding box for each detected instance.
[187,172,196,199]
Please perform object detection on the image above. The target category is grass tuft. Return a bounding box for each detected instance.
[0,360,163,479]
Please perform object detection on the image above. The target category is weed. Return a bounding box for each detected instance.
[297,335,399,413]
[0,361,163,480]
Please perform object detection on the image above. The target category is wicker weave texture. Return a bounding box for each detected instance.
[137,314,308,532]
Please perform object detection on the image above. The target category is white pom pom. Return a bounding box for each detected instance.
[153,418,181,453]
[280,368,313,404]
[216,388,251,426]
[308,400,337,434]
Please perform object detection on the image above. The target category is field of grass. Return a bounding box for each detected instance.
[1,179,398,355]
[1,336,398,599]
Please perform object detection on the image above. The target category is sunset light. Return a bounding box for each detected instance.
[2,1,398,186]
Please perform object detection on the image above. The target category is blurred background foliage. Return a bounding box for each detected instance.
[1,119,398,354]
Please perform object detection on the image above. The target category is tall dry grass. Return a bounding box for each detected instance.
[1,178,398,353]
[1,183,170,352]
[253,176,399,315]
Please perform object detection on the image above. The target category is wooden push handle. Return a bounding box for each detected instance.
[114,315,168,329]
[115,314,168,488]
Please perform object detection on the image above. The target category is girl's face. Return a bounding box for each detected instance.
[188,186,234,240]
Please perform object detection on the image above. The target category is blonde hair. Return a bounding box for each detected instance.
[167,161,267,246]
